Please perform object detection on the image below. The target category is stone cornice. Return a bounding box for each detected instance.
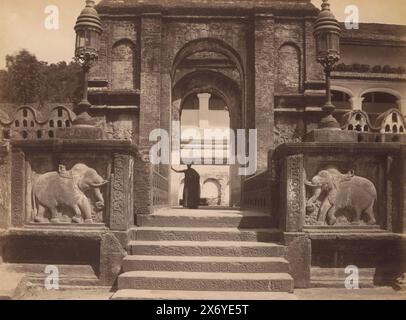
[341,37,406,48]
[340,22,406,47]
[10,139,138,155]
[97,0,319,18]
[332,71,406,82]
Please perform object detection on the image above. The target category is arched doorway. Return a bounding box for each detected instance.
[169,38,244,209]
[202,179,222,206]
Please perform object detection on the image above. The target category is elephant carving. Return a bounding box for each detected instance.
[32,164,108,224]
[305,168,377,225]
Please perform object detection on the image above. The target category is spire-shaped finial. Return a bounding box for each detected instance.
[86,0,96,8]
[321,0,330,11]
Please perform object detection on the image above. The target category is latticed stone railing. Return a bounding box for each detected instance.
[242,169,270,213]
[153,169,169,208]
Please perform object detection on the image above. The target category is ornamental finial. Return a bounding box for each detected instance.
[321,0,331,11]
[86,0,96,8]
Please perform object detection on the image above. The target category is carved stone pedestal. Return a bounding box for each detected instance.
[272,141,403,288]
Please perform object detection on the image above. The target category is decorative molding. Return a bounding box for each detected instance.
[110,154,126,230]
[285,154,304,232]
[334,63,406,75]
[0,105,76,126]
[110,153,133,230]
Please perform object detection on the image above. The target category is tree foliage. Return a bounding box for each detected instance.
[0,50,83,105]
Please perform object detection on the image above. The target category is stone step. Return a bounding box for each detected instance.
[137,209,272,228]
[132,227,281,242]
[118,271,294,293]
[112,289,298,300]
[129,241,286,257]
[123,255,289,273]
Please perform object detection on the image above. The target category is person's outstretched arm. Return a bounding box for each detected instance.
[171,166,186,173]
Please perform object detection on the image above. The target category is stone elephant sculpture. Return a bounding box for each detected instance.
[305,168,377,225]
[32,164,108,224]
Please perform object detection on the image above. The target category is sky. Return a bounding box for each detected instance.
[0,0,406,70]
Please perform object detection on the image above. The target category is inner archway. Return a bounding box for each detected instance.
[202,179,222,206]
[175,91,232,207]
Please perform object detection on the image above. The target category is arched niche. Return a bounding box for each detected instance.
[276,43,301,93]
[111,39,137,90]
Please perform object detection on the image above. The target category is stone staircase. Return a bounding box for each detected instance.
[112,209,296,300]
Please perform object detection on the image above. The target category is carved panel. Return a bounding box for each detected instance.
[11,150,25,227]
[305,167,378,226]
[106,120,133,141]
[285,154,305,232]
[110,153,133,230]
[0,143,11,228]
[30,163,108,224]
[274,124,302,147]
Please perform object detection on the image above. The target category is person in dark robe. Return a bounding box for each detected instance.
[171,165,201,209]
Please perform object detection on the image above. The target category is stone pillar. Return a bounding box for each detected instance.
[137,14,162,214]
[139,14,162,147]
[283,233,311,288]
[134,153,154,215]
[350,97,364,110]
[398,99,406,117]
[159,72,172,181]
[198,93,211,129]
[304,17,324,83]
[99,233,126,286]
[254,14,275,170]
[170,100,182,206]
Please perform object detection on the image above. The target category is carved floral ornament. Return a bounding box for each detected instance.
[274,124,302,146]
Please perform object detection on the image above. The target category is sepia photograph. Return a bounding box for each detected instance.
[0,0,405,304]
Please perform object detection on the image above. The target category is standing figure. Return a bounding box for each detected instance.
[171,165,201,209]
